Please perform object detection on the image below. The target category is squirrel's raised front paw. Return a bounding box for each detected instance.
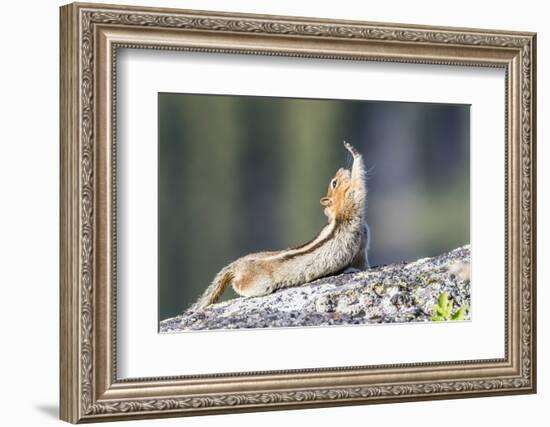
[343,141,359,157]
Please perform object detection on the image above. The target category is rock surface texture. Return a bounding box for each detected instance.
[160,245,471,332]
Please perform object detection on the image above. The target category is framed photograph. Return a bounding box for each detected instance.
[60,2,537,423]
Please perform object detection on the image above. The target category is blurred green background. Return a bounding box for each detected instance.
[158,93,470,322]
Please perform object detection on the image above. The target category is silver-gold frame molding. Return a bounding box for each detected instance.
[60,2,537,423]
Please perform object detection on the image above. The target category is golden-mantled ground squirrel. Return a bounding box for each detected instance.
[188,141,370,313]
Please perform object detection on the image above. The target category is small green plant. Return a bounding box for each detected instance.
[431,292,466,321]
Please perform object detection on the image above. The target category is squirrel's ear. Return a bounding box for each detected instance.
[320,197,331,206]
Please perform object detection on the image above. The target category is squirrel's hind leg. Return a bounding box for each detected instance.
[231,260,275,298]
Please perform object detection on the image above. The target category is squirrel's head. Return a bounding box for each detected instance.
[319,141,366,222]
[320,167,353,221]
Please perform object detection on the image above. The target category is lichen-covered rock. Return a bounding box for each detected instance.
[160,245,471,332]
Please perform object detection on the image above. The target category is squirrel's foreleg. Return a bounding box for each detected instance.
[344,141,366,185]
[345,223,370,271]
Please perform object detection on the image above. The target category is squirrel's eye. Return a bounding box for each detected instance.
[331,179,337,189]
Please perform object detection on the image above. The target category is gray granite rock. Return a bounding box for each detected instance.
[160,245,471,332]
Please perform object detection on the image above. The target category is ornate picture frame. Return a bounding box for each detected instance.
[60,2,536,423]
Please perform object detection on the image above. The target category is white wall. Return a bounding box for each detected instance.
[0,0,546,425]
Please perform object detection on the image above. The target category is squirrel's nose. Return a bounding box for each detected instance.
[320,197,331,206]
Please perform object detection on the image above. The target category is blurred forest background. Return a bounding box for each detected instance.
[158,93,470,322]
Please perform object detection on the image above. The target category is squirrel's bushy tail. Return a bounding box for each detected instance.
[187,266,234,313]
